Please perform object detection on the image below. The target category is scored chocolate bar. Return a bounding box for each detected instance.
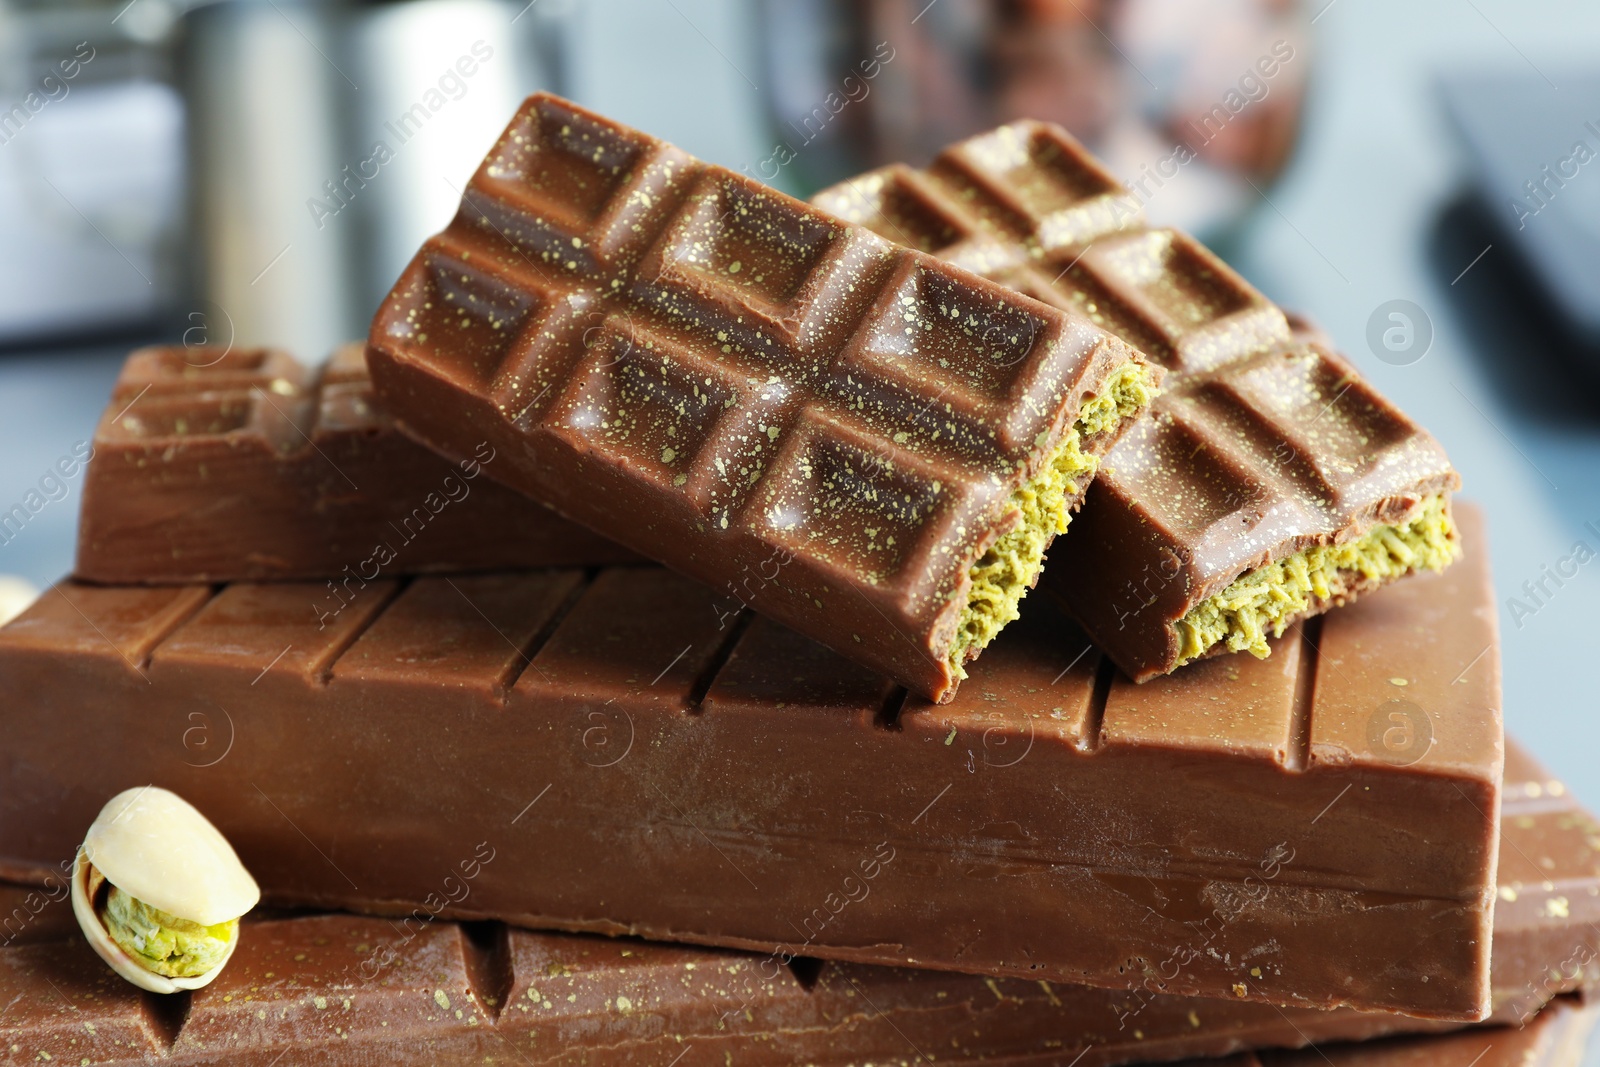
[813,122,1460,682]
[1274,1000,1598,1067]
[0,737,1589,1067]
[365,92,1161,704]
[1494,741,1600,1023]
[75,343,636,585]
[0,508,1503,1018]
[2,870,1594,1067]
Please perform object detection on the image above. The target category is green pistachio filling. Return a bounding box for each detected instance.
[1173,493,1460,668]
[102,884,237,978]
[950,362,1158,676]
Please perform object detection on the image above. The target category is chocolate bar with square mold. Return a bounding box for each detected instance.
[364,93,1160,704]
[0,738,1588,1067]
[1259,1000,1599,1067]
[812,122,1459,683]
[0,508,1501,1018]
[74,343,639,585]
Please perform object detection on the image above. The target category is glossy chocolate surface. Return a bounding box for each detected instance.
[1261,999,1597,1067]
[366,93,1155,703]
[813,121,1459,681]
[0,737,1587,1065]
[0,511,1502,1018]
[75,343,636,585]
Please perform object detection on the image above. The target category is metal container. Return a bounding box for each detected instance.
[178,0,560,361]
[179,0,357,360]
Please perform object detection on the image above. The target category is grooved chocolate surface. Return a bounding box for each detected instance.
[75,343,637,584]
[0,739,1587,1066]
[813,121,1459,682]
[365,92,1156,703]
[0,509,1501,1018]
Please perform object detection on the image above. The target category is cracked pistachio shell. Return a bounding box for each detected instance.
[72,851,238,993]
[71,787,260,993]
[81,786,259,924]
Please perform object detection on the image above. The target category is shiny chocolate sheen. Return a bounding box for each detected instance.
[0,915,1592,1067]
[0,510,1502,1018]
[813,121,1459,682]
[0,737,1590,1066]
[75,343,638,585]
[365,93,1155,704]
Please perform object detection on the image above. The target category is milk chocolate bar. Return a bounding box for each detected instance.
[1,869,1593,1067]
[1262,1000,1598,1067]
[813,122,1460,682]
[0,738,1588,1067]
[1494,741,1600,1023]
[75,343,637,585]
[365,92,1160,704]
[0,507,1502,1018]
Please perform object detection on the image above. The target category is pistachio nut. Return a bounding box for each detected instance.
[71,786,260,993]
[0,574,38,627]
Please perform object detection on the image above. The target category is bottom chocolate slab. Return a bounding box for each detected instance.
[1,741,1592,1067]
[0,895,1593,1067]
[1261,999,1597,1067]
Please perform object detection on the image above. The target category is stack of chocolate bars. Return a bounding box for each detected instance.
[2,94,1595,1065]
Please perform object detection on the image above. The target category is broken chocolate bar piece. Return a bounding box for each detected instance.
[0,508,1502,1018]
[75,344,637,585]
[365,92,1160,703]
[813,121,1459,682]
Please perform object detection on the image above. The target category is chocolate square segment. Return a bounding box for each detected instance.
[753,407,977,594]
[934,120,1143,251]
[660,173,843,312]
[636,172,897,373]
[374,252,535,396]
[368,94,1156,703]
[116,344,307,399]
[816,165,1009,276]
[1109,411,1271,549]
[842,258,1067,454]
[109,392,258,441]
[1220,346,1425,501]
[473,95,669,271]
[551,322,774,519]
[1073,229,1290,371]
[856,165,973,254]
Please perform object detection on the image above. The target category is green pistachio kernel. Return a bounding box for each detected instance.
[951,360,1158,676]
[102,885,238,978]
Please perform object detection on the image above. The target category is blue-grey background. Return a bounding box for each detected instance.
[1,0,1597,811]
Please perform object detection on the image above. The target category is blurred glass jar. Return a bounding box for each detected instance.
[756,0,1310,238]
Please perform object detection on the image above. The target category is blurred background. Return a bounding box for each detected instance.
[0,0,1596,798]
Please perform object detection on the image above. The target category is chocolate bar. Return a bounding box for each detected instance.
[812,122,1459,682]
[0,506,1502,1018]
[0,736,1591,1067]
[1494,741,1600,1024]
[365,92,1160,704]
[0,909,1592,1067]
[75,343,637,585]
[1262,1000,1598,1067]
